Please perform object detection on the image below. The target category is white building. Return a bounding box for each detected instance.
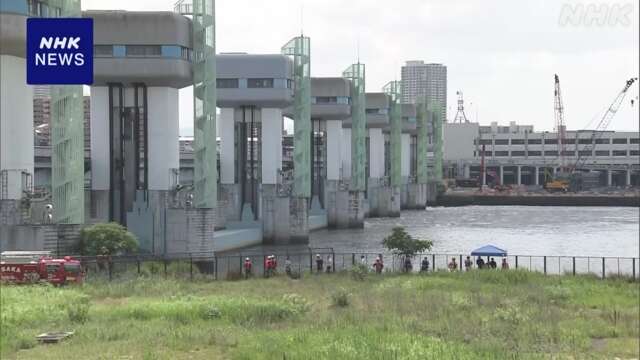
[443,121,640,187]
[400,60,447,123]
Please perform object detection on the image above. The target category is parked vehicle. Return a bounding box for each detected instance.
[0,251,83,285]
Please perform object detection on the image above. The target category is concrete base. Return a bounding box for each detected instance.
[327,186,366,229]
[324,180,339,227]
[0,224,83,254]
[164,207,217,255]
[0,199,30,225]
[219,184,242,222]
[367,179,401,218]
[403,183,428,210]
[261,185,309,245]
[426,182,439,206]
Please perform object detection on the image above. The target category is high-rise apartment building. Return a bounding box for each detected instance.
[401,61,447,122]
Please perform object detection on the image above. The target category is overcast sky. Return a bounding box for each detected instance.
[82,0,639,136]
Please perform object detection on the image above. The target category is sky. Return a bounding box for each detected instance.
[82,0,640,136]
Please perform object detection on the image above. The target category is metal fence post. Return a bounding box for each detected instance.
[214,256,218,280]
[432,254,435,272]
[164,260,168,277]
[515,256,518,269]
[633,259,636,280]
[190,257,193,280]
[459,255,463,270]
[572,257,575,276]
[137,257,141,275]
[543,256,547,275]
[108,261,113,281]
[352,253,355,266]
[602,257,605,279]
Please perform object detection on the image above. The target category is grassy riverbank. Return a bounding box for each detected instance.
[1,270,638,359]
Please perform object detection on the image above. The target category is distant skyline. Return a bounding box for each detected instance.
[82,0,640,136]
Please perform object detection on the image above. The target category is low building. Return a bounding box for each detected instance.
[443,121,640,187]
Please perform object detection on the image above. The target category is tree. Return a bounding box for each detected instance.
[382,226,433,257]
[79,222,138,256]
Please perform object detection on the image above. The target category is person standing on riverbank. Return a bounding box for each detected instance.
[489,258,497,269]
[501,258,509,270]
[316,255,324,274]
[373,257,384,274]
[464,256,472,271]
[476,257,485,269]
[448,258,458,271]
[243,258,252,279]
[421,257,430,272]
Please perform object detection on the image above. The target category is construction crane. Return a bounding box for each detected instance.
[545,76,637,192]
[554,74,568,174]
[570,77,637,173]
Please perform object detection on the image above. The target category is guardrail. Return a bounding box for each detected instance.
[76,251,639,282]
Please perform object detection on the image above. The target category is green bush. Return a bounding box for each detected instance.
[79,222,138,256]
[330,288,350,308]
[350,264,368,281]
[382,226,433,257]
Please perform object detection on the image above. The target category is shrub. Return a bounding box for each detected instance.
[330,288,350,308]
[79,222,138,256]
[282,294,310,314]
[350,264,368,281]
[382,226,433,257]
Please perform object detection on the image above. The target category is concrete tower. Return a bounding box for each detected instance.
[88,10,215,254]
[0,1,33,224]
[216,53,297,243]
[309,77,352,228]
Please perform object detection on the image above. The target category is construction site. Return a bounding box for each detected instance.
[440,75,639,202]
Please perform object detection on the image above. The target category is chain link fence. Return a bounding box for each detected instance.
[76,251,639,282]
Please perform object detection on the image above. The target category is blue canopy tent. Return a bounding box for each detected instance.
[471,245,507,257]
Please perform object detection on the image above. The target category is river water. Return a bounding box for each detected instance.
[249,206,639,258]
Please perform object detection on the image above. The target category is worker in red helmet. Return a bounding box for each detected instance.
[243,257,252,279]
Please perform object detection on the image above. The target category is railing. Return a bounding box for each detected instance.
[74,251,639,282]
[173,0,192,15]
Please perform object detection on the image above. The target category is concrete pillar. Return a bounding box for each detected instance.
[341,128,352,179]
[463,164,471,179]
[1,55,34,199]
[368,128,384,179]
[626,169,631,186]
[535,167,540,186]
[325,120,342,181]
[482,166,487,186]
[607,169,612,187]
[401,134,410,178]
[90,86,110,191]
[517,166,522,186]
[219,108,235,184]
[261,108,283,185]
[147,87,179,190]
[499,166,504,185]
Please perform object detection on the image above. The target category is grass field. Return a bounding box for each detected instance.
[1,269,638,359]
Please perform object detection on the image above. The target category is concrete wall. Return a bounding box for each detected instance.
[0,224,83,254]
[90,86,110,190]
[326,120,342,181]
[444,122,478,161]
[219,108,235,184]
[1,55,33,199]
[147,87,180,190]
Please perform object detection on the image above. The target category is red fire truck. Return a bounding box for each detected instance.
[0,251,84,285]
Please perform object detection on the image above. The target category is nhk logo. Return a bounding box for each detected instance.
[27,18,93,85]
